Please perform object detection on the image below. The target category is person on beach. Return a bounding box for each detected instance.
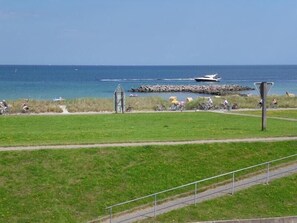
[223,99,229,109]
[0,100,9,114]
[22,99,29,113]
[232,103,238,109]
[286,91,295,97]
[258,99,262,108]
[2,100,8,108]
[203,97,213,110]
[271,98,278,108]
[207,97,213,107]
[179,100,185,111]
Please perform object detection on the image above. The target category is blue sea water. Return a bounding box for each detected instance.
[0,65,296,100]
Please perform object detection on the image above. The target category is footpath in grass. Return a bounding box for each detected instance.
[150,174,297,222]
[1,112,297,147]
[0,141,296,223]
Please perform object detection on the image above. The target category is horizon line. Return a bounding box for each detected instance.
[0,64,297,67]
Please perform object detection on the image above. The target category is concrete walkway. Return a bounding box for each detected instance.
[96,162,297,223]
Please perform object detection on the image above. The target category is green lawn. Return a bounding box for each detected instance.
[150,174,297,222]
[1,111,296,222]
[0,141,296,222]
[234,109,297,119]
[1,112,297,147]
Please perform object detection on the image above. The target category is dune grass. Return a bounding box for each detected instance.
[3,97,170,114]
[185,95,297,110]
[0,112,297,147]
[150,174,297,222]
[7,99,63,113]
[0,141,296,223]
[3,95,297,114]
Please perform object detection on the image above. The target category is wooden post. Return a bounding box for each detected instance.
[260,82,267,131]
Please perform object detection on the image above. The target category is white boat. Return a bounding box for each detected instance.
[129,94,138,97]
[194,73,221,82]
[53,97,65,102]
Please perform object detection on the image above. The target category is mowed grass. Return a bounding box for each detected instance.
[234,109,297,119]
[150,174,297,222]
[1,112,297,147]
[0,141,296,223]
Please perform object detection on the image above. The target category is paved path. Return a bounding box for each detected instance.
[1,136,297,152]
[96,162,297,223]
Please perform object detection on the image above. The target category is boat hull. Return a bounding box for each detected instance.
[195,78,221,82]
[194,73,221,82]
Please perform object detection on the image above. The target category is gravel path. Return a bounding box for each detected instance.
[1,136,297,152]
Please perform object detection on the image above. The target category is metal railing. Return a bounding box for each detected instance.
[105,154,297,223]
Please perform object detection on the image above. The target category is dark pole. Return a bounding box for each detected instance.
[121,91,124,113]
[114,91,118,113]
[260,82,267,131]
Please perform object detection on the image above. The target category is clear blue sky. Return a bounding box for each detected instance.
[0,0,296,65]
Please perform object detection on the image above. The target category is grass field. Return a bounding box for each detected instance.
[234,109,297,119]
[1,111,297,147]
[146,174,297,222]
[0,110,296,222]
[0,141,296,222]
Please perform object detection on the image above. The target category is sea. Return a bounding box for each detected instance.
[0,65,296,100]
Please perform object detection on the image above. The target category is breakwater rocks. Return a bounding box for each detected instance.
[129,84,254,95]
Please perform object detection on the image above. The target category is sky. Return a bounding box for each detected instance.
[0,0,297,65]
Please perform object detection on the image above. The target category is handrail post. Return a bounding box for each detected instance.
[109,207,112,223]
[266,162,270,184]
[154,194,157,217]
[232,172,235,195]
[194,182,198,205]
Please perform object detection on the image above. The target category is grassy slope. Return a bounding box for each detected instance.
[234,109,297,119]
[0,112,297,146]
[0,141,296,222]
[151,174,297,222]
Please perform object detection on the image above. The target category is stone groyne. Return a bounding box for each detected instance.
[129,84,254,95]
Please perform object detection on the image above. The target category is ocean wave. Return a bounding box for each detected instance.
[99,78,194,82]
